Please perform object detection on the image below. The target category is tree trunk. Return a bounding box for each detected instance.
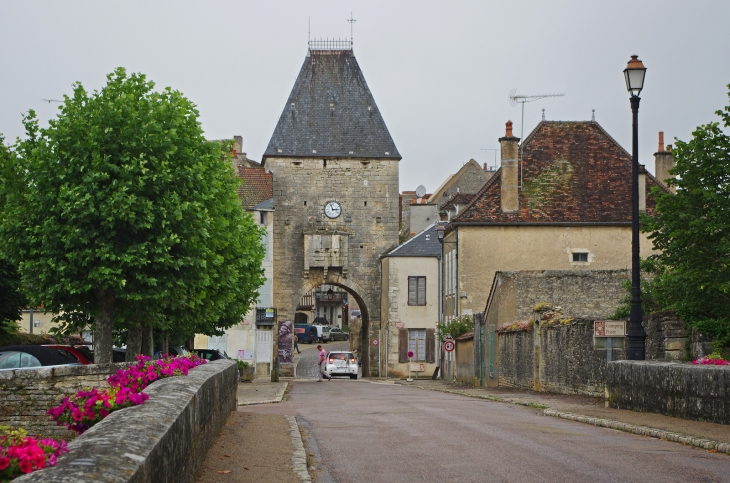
[160,330,169,356]
[125,325,143,362]
[94,290,114,364]
[141,325,154,356]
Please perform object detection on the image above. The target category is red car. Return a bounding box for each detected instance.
[43,345,94,365]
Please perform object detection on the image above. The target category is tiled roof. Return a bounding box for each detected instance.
[385,223,442,258]
[263,49,400,160]
[453,121,670,224]
[237,168,273,210]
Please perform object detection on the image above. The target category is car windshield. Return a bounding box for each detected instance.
[77,346,93,360]
[323,327,331,333]
[0,352,21,369]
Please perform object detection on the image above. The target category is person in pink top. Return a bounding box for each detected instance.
[317,345,330,381]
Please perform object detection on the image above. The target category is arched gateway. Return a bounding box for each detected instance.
[262,41,400,376]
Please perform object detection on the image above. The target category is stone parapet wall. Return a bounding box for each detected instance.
[607,361,730,424]
[16,359,238,483]
[0,363,130,438]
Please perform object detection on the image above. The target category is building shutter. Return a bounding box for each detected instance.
[418,277,426,305]
[425,329,435,363]
[399,328,408,363]
[408,277,417,305]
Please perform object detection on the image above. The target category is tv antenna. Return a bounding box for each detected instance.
[508,90,565,188]
[348,13,356,44]
[42,99,63,103]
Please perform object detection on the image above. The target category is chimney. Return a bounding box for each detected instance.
[638,164,647,212]
[499,121,520,213]
[654,131,676,194]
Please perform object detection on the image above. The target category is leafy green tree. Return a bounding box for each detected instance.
[438,316,474,342]
[0,68,265,362]
[643,84,730,351]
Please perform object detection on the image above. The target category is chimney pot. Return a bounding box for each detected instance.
[483,162,487,170]
[658,132,665,152]
[505,120,514,137]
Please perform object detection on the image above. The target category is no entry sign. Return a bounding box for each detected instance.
[443,340,455,352]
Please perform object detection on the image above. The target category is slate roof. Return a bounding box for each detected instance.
[385,223,442,258]
[453,121,670,225]
[237,168,273,210]
[254,198,274,211]
[263,49,400,160]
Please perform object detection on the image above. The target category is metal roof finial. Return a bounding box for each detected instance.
[592,109,595,121]
[542,108,545,121]
[348,13,356,45]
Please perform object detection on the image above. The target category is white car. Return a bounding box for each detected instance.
[325,351,358,379]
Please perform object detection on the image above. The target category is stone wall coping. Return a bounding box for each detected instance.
[15,359,237,483]
[0,362,131,382]
[609,360,729,370]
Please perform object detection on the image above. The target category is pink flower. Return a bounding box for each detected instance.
[0,456,10,470]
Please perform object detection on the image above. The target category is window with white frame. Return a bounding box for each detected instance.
[408,329,426,361]
[408,276,426,306]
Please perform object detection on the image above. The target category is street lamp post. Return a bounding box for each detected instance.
[624,55,647,360]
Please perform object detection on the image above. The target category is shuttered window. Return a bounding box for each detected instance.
[408,329,426,361]
[408,276,426,306]
[398,328,408,362]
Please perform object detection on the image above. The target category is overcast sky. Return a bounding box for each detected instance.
[2,1,729,192]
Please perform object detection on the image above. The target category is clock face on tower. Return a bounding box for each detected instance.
[324,201,342,219]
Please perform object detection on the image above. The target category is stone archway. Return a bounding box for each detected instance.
[289,274,372,377]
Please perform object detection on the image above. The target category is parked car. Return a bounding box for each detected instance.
[324,351,358,379]
[167,345,189,357]
[0,345,82,371]
[193,349,228,361]
[294,324,319,344]
[43,345,93,364]
[86,348,129,362]
[325,327,349,341]
[311,324,330,343]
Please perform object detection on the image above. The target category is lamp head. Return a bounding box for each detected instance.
[435,224,445,243]
[624,55,647,97]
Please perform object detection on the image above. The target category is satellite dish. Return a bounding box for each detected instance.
[415,185,427,198]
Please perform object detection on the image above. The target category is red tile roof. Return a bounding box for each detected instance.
[454,121,669,224]
[237,167,273,210]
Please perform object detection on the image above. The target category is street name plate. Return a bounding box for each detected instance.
[594,320,626,337]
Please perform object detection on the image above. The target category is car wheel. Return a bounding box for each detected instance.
[344,335,349,340]
[351,374,357,380]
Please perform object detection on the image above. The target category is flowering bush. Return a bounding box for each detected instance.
[692,355,730,366]
[48,354,206,434]
[0,426,68,482]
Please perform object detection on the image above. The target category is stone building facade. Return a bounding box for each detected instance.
[262,45,400,376]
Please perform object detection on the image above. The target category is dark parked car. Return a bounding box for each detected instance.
[43,345,93,364]
[194,349,228,361]
[0,345,82,371]
[325,327,349,341]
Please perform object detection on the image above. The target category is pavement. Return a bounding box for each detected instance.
[202,372,730,482]
[390,378,730,453]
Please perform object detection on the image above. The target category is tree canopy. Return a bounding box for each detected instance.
[643,84,730,352]
[0,68,265,362]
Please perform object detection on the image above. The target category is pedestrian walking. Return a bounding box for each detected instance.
[317,345,330,381]
[293,334,300,354]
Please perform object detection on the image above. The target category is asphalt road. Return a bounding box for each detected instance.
[295,341,351,379]
[245,379,730,483]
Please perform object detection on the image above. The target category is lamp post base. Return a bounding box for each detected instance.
[626,335,646,360]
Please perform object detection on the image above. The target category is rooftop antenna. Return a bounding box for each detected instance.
[508,90,565,189]
[42,99,63,103]
[308,17,311,45]
[480,148,498,172]
[348,13,356,47]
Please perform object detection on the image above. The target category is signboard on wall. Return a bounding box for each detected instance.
[594,320,626,337]
[237,350,254,360]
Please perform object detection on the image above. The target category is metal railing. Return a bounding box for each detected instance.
[308,38,353,51]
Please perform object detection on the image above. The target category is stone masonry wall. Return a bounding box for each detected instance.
[607,361,730,424]
[499,314,686,397]
[17,360,238,483]
[498,330,534,390]
[267,157,400,375]
[0,363,129,439]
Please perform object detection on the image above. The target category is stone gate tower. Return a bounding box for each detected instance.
[262,42,400,376]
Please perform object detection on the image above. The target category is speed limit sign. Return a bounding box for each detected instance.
[443,340,455,352]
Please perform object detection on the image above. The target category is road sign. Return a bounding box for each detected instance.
[594,320,626,337]
[444,340,455,352]
[372,339,379,346]
[407,350,414,359]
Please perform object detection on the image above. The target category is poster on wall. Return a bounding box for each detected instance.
[278,320,293,364]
